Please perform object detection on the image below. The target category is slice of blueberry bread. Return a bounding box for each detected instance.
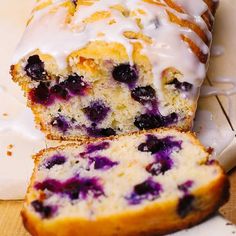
[22,129,228,236]
[11,0,218,140]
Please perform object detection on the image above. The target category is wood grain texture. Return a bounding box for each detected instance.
[220,169,236,224]
[207,0,236,129]
[0,201,29,236]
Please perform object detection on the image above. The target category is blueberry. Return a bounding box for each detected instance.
[25,55,46,81]
[51,116,69,133]
[84,101,110,123]
[50,84,70,100]
[87,126,116,137]
[134,112,178,130]
[31,200,55,218]
[64,74,87,95]
[44,155,66,169]
[126,179,162,205]
[177,194,195,218]
[90,156,118,170]
[162,112,178,125]
[131,86,156,104]
[134,114,161,130]
[29,82,53,105]
[139,135,181,175]
[62,177,104,200]
[138,135,165,153]
[35,177,104,200]
[35,179,62,192]
[169,78,193,92]
[112,64,138,84]
[146,156,173,175]
[31,200,44,212]
[98,128,116,137]
[138,135,182,154]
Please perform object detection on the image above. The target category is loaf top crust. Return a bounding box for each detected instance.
[13,0,218,89]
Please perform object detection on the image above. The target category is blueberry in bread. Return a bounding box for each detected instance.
[11,0,219,140]
[22,129,228,236]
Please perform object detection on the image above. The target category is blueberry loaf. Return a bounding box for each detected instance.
[22,129,228,236]
[11,0,218,140]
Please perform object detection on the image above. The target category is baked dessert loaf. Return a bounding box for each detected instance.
[22,129,228,236]
[11,0,219,140]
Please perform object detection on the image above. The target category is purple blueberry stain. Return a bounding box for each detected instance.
[29,73,87,107]
[206,159,217,165]
[84,100,110,123]
[139,135,181,175]
[29,82,53,105]
[134,114,160,130]
[50,84,70,100]
[146,155,173,176]
[80,141,110,157]
[25,55,46,81]
[87,125,116,138]
[126,178,162,205]
[89,156,118,170]
[131,86,156,104]
[51,116,70,133]
[138,135,182,155]
[31,200,56,218]
[177,181,195,218]
[62,177,104,200]
[178,181,194,194]
[35,177,104,200]
[64,74,88,95]
[86,142,110,154]
[44,155,66,169]
[177,194,195,218]
[112,63,138,87]
[168,78,193,92]
[134,112,178,130]
[71,0,77,6]
[35,179,62,193]
[162,112,178,126]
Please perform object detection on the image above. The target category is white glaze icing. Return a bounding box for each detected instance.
[201,77,236,97]
[13,0,212,96]
[200,77,236,123]
[211,45,225,57]
[0,109,44,140]
[174,0,208,16]
[193,109,235,157]
[0,89,44,140]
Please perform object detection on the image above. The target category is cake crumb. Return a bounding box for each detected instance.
[227,222,233,226]
[8,144,14,149]
[7,151,13,156]
[2,113,8,117]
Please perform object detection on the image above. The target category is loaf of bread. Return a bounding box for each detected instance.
[22,129,228,236]
[11,0,218,140]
